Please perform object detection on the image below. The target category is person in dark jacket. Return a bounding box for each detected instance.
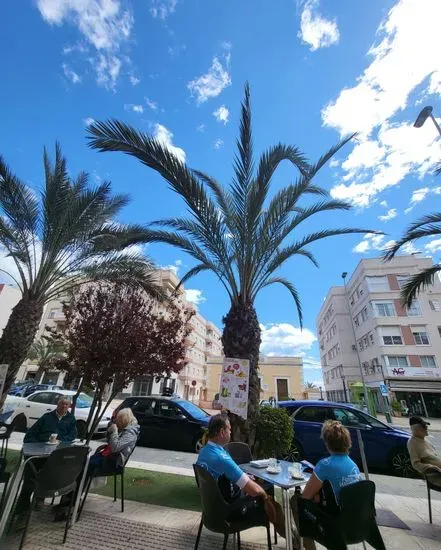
[14,398,77,528]
[24,397,77,443]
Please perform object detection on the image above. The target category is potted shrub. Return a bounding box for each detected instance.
[391,399,402,417]
[254,406,293,459]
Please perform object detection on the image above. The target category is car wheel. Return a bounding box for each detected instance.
[194,435,204,454]
[76,420,87,440]
[12,413,27,433]
[389,448,414,477]
[283,439,304,462]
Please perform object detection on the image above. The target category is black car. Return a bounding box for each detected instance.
[113,396,210,453]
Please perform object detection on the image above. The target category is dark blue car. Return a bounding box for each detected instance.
[278,400,413,477]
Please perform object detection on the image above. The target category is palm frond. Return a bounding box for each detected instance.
[256,277,303,328]
[175,263,212,293]
[308,134,355,176]
[400,265,441,307]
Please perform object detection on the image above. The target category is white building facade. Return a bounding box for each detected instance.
[15,269,223,401]
[317,256,441,418]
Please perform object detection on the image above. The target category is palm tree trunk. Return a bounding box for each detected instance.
[222,300,261,446]
[0,296,44,406]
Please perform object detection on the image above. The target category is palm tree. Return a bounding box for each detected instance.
[27,339,65,383]
[0,144,161,404]
[87,84,375,442]
[304,381,318,390]
[384,213,441,306]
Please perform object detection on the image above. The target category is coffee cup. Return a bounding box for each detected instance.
[49,433,58,443]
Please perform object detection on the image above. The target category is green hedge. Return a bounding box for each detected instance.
[254,406,293,458]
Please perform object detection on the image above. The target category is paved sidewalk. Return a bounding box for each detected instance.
[378,414,441,432]
[2,490,441,550]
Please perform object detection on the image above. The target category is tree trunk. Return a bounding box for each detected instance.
[0,295,44,407]
[222,300,261,446]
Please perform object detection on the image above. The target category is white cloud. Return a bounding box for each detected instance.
[424,238,441,254]
[214,139,224,150]
[380,200,388,208]
[161,259,182,275]
[352,233,395,254]
[93,53,122,90]
[153,124,186,163]
[298,0,339,51]
[213,105,229,125]
[196,124,205,133]
[185,289,206,307]
[37,0,133,90]
[145,97,158,111]
[83,117,95,126]
[150,0,177,19]
[129,75,140,86]
[62,63,81,83]
[378,208,397,222]
[188,56,231,104]
[323,0,441,208]
[124,104,144,114]
[329,159,339,168]
[404,186,441,213]
[260,323,316,356]
[402,242,419,254]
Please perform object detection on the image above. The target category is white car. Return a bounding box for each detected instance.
[5,389,113,439]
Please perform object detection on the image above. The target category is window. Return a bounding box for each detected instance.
[412,328,430,345]
[178,401,210,420]
[380,326,402,345]
[407,301,422,316]
[373,301,395,317]
[159,402,182,418]
[27,392,56,404]
[430,300,441,311]
[397,275,410,289]
[387,356,409,367]
[295,407,332,423]
[358,284,364,296]
[354,316,359,327]
[131,398,157,415]
[361,307,368,322]
[366,276,389,292]
[420,356,437,368]
[438,326,441,337]
[369,333,375,345]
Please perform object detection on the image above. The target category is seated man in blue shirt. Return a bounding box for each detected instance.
[197,414,267,520]
[14,397,77,528]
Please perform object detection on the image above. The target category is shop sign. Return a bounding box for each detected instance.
[386,366,441,379]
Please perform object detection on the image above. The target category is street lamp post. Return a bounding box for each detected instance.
[341,272,373,415]
[414,106,441,137]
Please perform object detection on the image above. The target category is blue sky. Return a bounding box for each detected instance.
[1,0,441,388]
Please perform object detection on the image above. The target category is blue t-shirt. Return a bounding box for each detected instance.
[314,454,362,502]
[196,442,248,488]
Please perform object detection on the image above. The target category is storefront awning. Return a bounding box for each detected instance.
[387,379,441,393]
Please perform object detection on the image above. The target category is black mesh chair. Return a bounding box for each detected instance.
[78,440,138,517]
[0,457,11,514]
[0,422,13,458]
[299,480,385,550]
[425,474,441,524]
[224,442,277,544]
[193,464,272,550]
[18,446,89,550]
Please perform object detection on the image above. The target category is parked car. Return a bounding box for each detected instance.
[8,380,35,396]
[277,400,413,477]
[11,384,64,398]
[5,390,113,439]
[113,395,210,453]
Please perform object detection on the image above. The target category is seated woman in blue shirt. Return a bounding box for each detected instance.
[197,414,267,519]
[291,420,362,550]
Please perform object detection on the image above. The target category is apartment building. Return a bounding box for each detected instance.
[17,269,223,400]
[0,284,21,336]
[317,256,441,418]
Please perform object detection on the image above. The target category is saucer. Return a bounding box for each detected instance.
[266,466,281,474]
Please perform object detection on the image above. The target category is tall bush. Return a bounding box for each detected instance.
[254,406,293,458]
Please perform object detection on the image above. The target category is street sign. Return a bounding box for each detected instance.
[379,383,389,397]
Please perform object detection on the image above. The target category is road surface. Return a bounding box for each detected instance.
[8,431,441,501]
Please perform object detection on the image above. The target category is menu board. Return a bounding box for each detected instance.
[219,357,250,419]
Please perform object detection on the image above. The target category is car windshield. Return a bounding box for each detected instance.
[354,409,390,429]
[75,393,94,409]
[177,400,210,420]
